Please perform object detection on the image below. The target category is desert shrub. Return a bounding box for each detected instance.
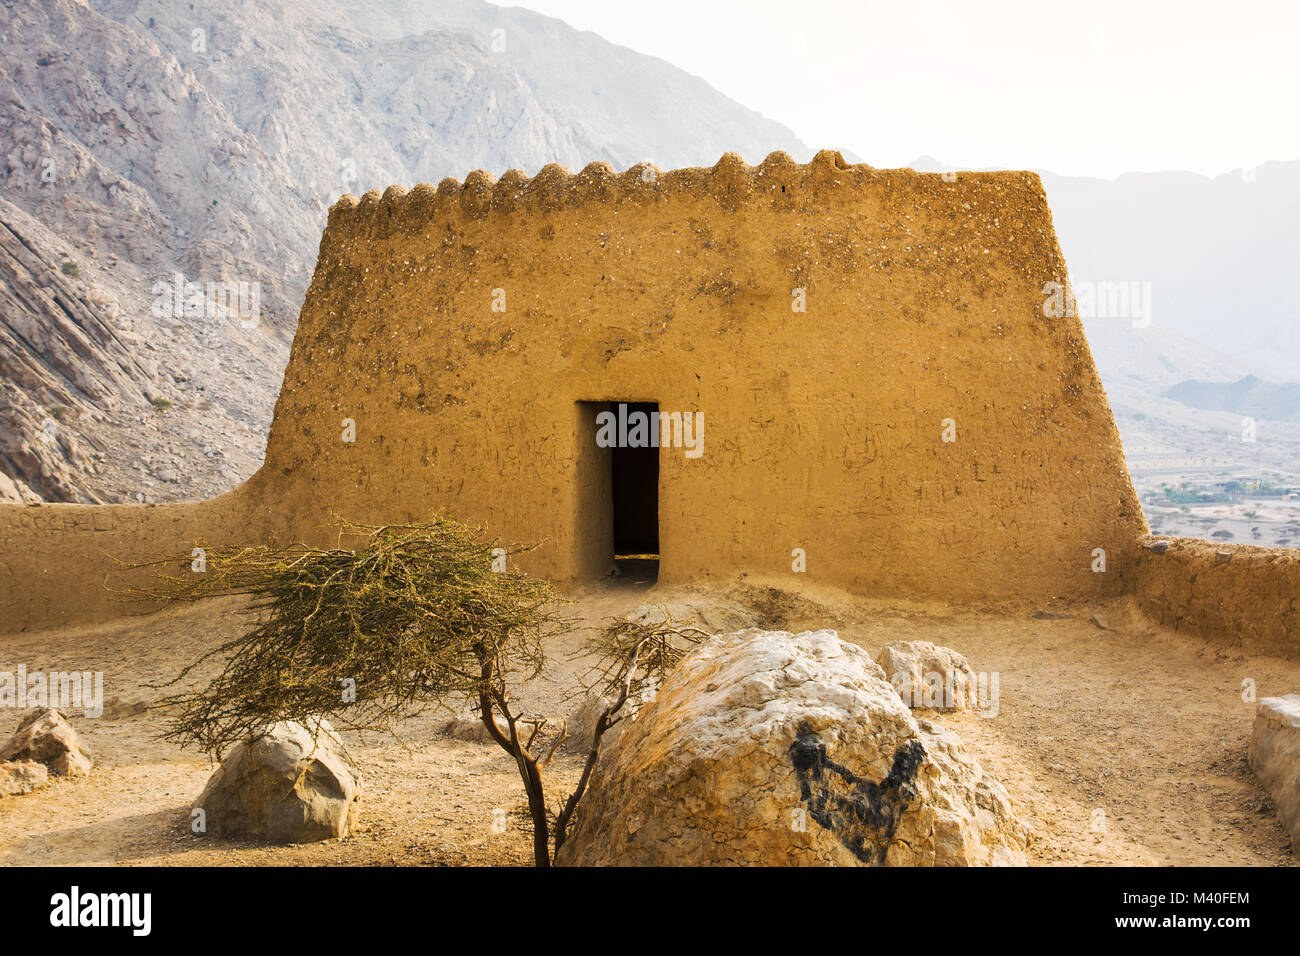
[136,518,706,865]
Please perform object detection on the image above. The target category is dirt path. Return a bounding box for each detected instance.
[1,582,1296,866]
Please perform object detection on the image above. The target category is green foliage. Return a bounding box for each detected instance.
[60,260,80,278]
[1225,478,1293,497]
[1160,484,1228,504]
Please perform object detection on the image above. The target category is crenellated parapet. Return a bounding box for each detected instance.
[320,151,1057,270]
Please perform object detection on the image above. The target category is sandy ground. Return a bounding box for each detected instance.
[1,578,1297,867]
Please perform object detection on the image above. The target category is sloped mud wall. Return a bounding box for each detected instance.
[262,150,1144,601]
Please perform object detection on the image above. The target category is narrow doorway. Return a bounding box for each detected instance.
[611,402,659,584]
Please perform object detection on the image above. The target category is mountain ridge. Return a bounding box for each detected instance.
[0,0,811,502]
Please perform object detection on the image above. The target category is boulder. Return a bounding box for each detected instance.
[0,708,93,776]
[192,720,361,844]
[1248,694,1300,855]
[0,759,49,797]
[440,712,543,746]
[876,640,975,711]
[556,629,1028,866]
[101,697,149,719]
[624,599,759,635]
[562,693,619,754]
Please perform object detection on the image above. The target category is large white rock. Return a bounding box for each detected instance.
[0,708,92,776]
[556,629,1028,866]
[1248,694,1300,856]
[192,720,361,844]
[876,640,975,711]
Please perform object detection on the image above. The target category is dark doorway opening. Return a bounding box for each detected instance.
[575,400,660,587]
[611,402,659,584]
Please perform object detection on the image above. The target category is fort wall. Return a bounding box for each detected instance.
[0,150,1173,631]
[0,476,286,629]
[1136,537,1300,657]
[254,149,1147,601]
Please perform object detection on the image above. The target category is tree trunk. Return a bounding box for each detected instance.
[474,665,552,867]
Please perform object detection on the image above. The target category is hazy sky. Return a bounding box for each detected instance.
[515,0,1299,179]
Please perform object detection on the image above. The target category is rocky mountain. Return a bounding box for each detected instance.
[0,0,809,503]
[1044,161,1300,487]
[6,0,1294,506]
[0,196,146,502]
[1165,375,1300,423]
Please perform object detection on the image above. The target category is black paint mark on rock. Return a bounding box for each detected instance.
[789,723,925,864]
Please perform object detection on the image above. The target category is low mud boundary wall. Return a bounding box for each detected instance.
[1135,536,1300,658]
[0,481,282,633]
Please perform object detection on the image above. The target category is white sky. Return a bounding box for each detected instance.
[511,0,1300,179]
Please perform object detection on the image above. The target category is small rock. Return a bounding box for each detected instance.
[440,713,542,745]
[562,693,619,754]
[102,697,149,719]
[1090,613,1113,631]
[192,719,361,844]
[876,640,975,711]
[1143,540,1169,555]
[0,760,50,797]
[0,708,93,776]
[1248,695,1300,857]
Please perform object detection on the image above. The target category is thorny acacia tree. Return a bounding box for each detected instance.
[135,518,705,866]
